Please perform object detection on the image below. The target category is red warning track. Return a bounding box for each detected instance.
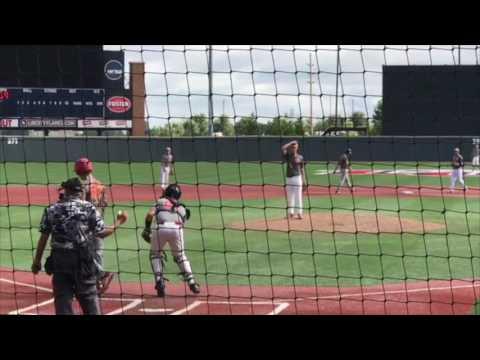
[0,184,479,206]
[1,268,479,315]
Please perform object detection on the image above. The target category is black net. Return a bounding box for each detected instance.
[0,45,479,315]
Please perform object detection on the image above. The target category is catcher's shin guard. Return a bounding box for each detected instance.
[155,277,166,297]
[188,281,200,294]
[181,271,200,294]
[150,251,167,297]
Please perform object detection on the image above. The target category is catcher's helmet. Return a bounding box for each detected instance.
[346,148,352,154]
[61,178,83,194]
[74,158,93,175]
[164,184,182,200]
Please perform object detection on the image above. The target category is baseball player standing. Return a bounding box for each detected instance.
[281,140,306,220]
[141,184,200,297]
[74,158,113,294]
[31,178,127,315]
[333,148,353,194]
[160,147,175,190]
[471,143,480,173]
[450,147,468,192]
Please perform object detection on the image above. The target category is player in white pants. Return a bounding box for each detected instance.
[450,147,467,192]
[160,147,174,190]
[142,184,200,297]
[281,140,306,220]
[333,148,353,194]
[472,144,480,173]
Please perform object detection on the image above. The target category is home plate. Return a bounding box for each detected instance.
[402,190,415,195]
[140,308,174,313]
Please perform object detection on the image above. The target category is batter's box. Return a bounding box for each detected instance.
[9,296,143,315]
[170,300,290,315]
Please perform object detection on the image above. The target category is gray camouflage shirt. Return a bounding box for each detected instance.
[39,196,105,250]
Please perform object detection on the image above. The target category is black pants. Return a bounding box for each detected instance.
[50,248,100,315]
[52,272,100,315]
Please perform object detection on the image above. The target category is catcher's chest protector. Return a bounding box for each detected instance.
[155,198,185,225]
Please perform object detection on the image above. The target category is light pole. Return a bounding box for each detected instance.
[335,45,340,131]
[307,53,314,135]
[208,45,214,136]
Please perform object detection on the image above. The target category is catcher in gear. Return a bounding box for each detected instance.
[142,184,200,297]
[74,157,113,294]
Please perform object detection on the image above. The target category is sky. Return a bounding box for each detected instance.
[103,45,480,129]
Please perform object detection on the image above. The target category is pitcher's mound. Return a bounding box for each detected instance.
[230,212,444,234]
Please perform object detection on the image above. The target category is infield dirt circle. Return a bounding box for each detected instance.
[231,212,444,234]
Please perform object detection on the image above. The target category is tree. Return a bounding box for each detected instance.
[351,112,368,127]
[213,115,234,136]
[371,99,383,135]
[294,117,307,136]
[149,122,184,137]
[183,114,209,136]
[264,116,296,136]
[314,119,327,133]
[149,126,168,136]
[233,115,264,135]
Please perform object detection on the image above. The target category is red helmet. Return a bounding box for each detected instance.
[74,158,93,176]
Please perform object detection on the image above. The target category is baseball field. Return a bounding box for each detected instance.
[1,161,480,315]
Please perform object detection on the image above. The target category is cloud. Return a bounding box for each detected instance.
[104,45,479,128]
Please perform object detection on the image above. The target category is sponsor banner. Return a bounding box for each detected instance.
[77,119,132,129]
[106,96,132,114]
[104,59,123,81]
[0,118,19,128]
[103,51,125,90]
[19,118,77,128]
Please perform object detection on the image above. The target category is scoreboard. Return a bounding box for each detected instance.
[0,88,105,119]
[0,46,133,131]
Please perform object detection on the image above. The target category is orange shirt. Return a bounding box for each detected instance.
[81,175,107,212]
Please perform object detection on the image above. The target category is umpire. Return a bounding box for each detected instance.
[31,178,126,315]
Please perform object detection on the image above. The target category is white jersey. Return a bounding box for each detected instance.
[161,154,174,169]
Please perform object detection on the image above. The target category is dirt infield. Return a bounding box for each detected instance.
[230,212,444,234]
[1,268,479,315]
[1,184,479,206]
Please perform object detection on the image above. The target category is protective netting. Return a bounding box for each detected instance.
[1,45,480,315]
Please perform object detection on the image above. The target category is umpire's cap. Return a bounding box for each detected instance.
[61,178,83,194]
[164,184,182,200]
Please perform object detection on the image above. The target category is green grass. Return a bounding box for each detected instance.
[2,161,480,188]
[1,161,480,288]
[474,301,480,315]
